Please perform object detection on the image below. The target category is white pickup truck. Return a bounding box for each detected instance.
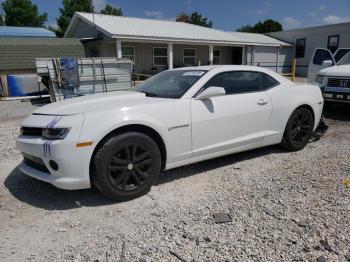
[308,48,350,105]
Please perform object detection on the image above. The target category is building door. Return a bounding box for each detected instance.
[231,47,243,65]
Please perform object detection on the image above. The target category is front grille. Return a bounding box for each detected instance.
[21,127,42,137]
[22,153,50,174]
[327,78,350,88]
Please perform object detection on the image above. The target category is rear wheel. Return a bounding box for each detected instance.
[280,107,314,151]
[92,132,161,201]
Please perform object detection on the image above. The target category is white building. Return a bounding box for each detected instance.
[64,12,293,75]
[269,22,350,76]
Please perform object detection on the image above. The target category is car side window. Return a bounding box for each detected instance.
[313,49,333,65]
[203,71,260,95]
[260,73,280,90]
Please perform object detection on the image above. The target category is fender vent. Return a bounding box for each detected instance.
[22,153,50,174]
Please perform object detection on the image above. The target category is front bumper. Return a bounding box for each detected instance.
[16,114,93,190]
[322,86,350,103]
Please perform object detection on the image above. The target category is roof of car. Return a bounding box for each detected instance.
[172,65,291,83]
[173,65,272,72]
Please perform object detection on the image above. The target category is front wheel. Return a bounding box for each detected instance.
[92,132,161,201]
[280,107,314,151]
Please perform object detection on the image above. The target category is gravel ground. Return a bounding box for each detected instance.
[0,102,349,262]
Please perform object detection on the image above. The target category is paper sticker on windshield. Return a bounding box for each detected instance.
[183,71,205,77]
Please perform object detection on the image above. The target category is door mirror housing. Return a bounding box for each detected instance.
[196,86,226,100]
[322,60,333,67]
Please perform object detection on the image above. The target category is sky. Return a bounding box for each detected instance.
[2,0,350,31]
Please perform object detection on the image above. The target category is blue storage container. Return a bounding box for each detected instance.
[7,74,42,97]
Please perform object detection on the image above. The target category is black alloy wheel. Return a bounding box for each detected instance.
[93,132,161,201]
[107,143,153,192]
[281,107,314,151]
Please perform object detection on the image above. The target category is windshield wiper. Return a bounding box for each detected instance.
[138,91,158,97]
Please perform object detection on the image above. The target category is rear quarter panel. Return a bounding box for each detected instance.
[265,83,323,138]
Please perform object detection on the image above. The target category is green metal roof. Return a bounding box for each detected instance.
[0,37,85,71]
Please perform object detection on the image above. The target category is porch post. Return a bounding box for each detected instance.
[251,46,255,66]
[116,39,122,59]
[168,43,173,69]
[275,45,281,72]
[209,44,214,65]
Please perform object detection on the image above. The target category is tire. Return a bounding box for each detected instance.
[280,107,314,151]
[92,132,161,201]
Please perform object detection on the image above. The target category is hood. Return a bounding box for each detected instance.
[33,91,168,116]
[319,64,350,77]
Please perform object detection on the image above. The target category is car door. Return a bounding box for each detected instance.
[308,48,335,83]
[334,48,350,63]
[191,71,272,157]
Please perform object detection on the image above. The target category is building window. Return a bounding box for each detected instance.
[295,38,306,58]
[122,46,135,61]
[213,49,221,64]
[87,47,99,57]
[153,47,168,66]
[183,48,196,66]
[327,35,339,53]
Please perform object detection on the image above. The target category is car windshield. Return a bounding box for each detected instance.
[135,70,207,99]
[338,52,350,65]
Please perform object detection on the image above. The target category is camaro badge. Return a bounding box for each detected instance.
[168,124,190,132]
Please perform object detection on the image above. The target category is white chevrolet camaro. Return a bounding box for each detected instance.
[16,65,323,200]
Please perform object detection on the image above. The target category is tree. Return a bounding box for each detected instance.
[56,0,92,37]
[100,4,122,16]
[176,12,213,28]
[1,0,47,27]
[176,13,191,23]
[237,19,282,33]
[0,14,4,26]
[236,25,254,33]
[190,12,213,28]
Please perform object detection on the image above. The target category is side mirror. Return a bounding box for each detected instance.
[322,60,333,67]
[196,86,226,100]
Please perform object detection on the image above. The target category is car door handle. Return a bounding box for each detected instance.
[257,99,269,105]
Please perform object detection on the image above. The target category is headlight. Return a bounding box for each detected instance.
[316,75,324,85]
[42,128,70,140]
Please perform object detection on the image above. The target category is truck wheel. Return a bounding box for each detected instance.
[280,107,314,151]
[93,132,161,201]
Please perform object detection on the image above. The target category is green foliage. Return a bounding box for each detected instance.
[176,13,191,23]
[56,0,93,37]
[1,0,47,27]
[236,25,255,33]
[237,19,282,33]
[176,12,213,28]
[190,12,213,28]
[100,4,122,16]
[0,14,4,26]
